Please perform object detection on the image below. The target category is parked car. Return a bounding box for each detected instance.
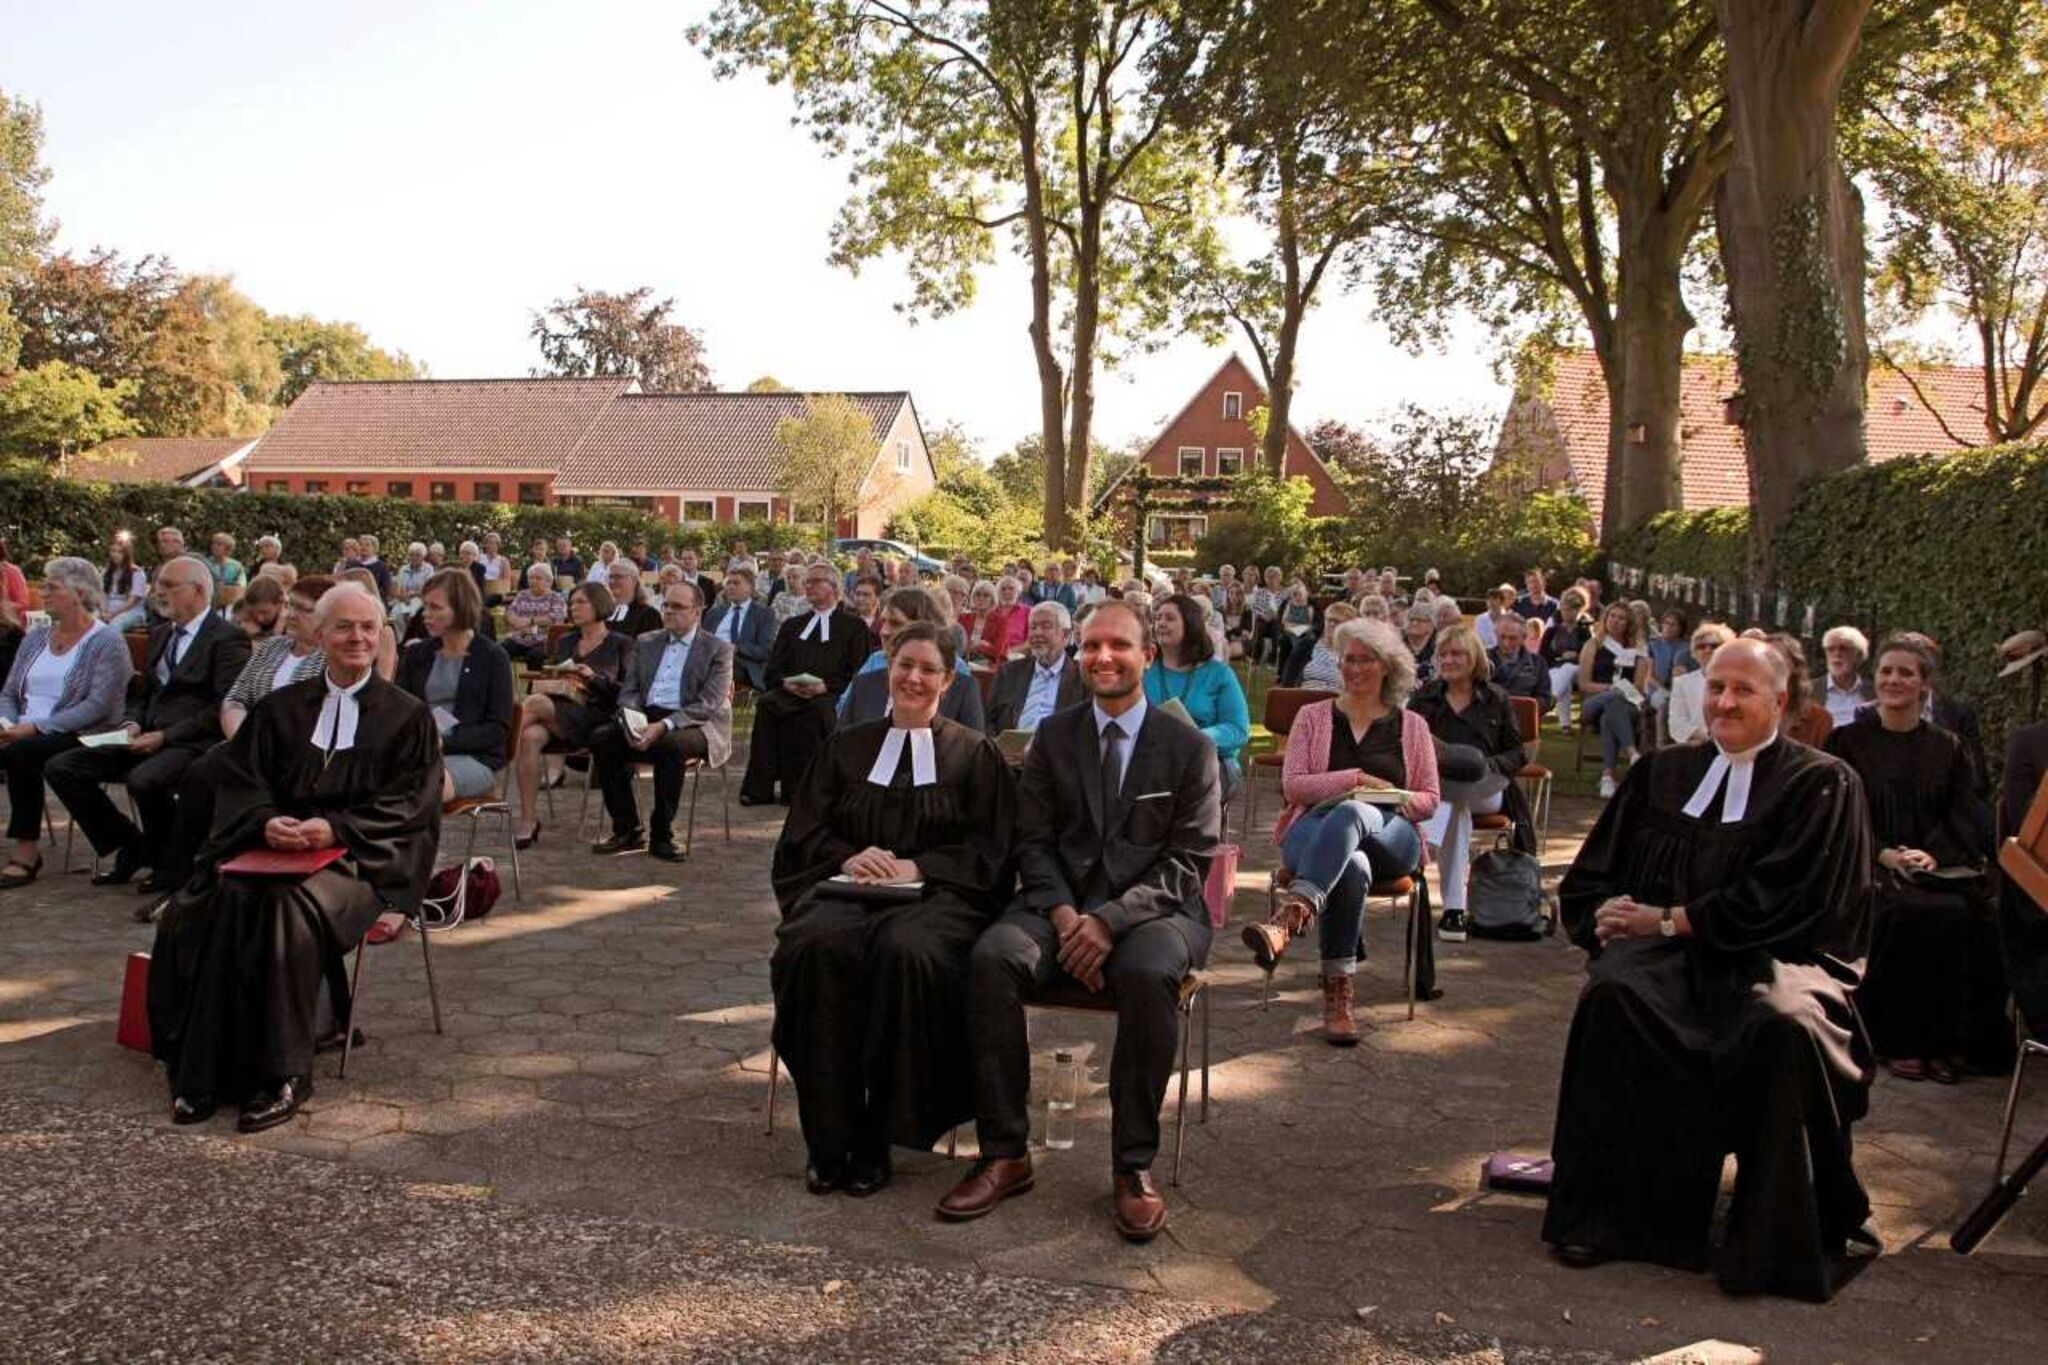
[832,537,945,574]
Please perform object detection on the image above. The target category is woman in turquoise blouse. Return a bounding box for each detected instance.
[1145,592,1251,804]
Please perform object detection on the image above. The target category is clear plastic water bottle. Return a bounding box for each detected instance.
[1045,1049,1078,1150]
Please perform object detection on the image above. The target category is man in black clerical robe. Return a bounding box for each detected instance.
[147,583,442,1132]
[740,562,872,805]
[1544,639,1875,1302]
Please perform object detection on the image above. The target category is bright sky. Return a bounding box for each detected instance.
[4,0,1507,456]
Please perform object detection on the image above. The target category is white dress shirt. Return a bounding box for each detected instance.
[647,630,697,711]
[1092,697,1148,795]
[156,618,200,685]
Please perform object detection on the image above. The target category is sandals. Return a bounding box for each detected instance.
[0,859,43,889]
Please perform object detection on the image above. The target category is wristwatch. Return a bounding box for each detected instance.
[1659,905,1676,937]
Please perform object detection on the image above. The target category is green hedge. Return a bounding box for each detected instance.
[0,467,823,567]
[1605,439,2048,777]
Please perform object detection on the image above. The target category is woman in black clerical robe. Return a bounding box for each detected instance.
[147,655,442,1130]
[1545,696,1875,1302]
[1825,635,2004,1081]
[769,621,1015,1197]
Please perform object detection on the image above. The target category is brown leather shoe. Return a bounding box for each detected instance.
[1112,1169,1168,1242]
[935,1155,1034,1222]
[1321,973,1360,1047]
[1241,920,1290,970]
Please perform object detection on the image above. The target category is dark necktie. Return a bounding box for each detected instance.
[168,627,188,672]
[1099,719,1124,820]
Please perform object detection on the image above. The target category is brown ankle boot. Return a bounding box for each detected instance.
[1241,920,1291,970]
[1321,974,1360,1047]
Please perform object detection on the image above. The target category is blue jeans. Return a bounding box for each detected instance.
[1582,691,1640,769]
[1280,800,1422,975]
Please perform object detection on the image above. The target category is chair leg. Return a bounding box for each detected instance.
[683,763,702,857]
[339,943,369,1079]
[1172,997,1192,1187]
[1994,1041,2036,1181]
[416,910,444,1035]
[1200,987,1211,1124]
[576,768,597,846]
[719,763,732,842]
[764,1044,780,1136]
[1404,886,1419,1021]
[500,808,523,902]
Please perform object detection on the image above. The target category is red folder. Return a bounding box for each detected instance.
[116,951,151,1053]
[220,846,346,877]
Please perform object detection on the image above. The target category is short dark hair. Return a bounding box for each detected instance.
[290,573,336,605]
[423,567,482,632]
[881,585,947,629]
[664,579,704,609]
[572,581,615,619]
[724,565,757,588]
[887,619,957,672]
[242,575,285,609]
[1159,593,1216,665]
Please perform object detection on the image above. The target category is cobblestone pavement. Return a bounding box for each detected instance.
[1,779,2043,1363]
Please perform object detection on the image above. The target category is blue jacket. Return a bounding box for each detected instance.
[1143,659,1250,774]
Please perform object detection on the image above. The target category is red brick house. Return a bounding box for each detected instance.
[64,436,258,488]
[1499,349,1987,524]
[240,377,933,535]
[1098,354,1349,550]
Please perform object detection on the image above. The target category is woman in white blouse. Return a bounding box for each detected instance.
[1666,621,1734,745]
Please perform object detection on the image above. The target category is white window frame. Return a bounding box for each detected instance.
[1223,391,1243,420]
[680,498,717,525]
[735,498,773,522]
[1216,447,1244,476]
[895,438,912,472]
[1176,446,1206,477]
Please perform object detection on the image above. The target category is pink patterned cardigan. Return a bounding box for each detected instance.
[1271,700,1442,855]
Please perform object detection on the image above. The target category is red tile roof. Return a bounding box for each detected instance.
[1505,349,1990,522]
[66,436,252,485]
[244,377,637,474]
[555,392,913,494]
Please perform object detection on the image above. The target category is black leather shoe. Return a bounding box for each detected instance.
[91,845,146,887]
[136,869,178,895]
[805,1158,844,1196]
[237,1076,312,1133]
[648,843,688,864]
[171,1096,215,1125]
[590,832,647,856]
[737,794,766,807]
[514,822,542,851]
[1552,1242,1608,1269]
[133,895,170,925]
[843,1156,892,1198]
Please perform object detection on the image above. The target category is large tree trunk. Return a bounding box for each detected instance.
[1020,97,1072,549]
[1063,205,1103,553]
[1607,192,1693,538]
[1714,0,1873,555]
[1261,176,1305,474]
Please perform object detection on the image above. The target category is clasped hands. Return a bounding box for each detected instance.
[1592,895,1671,944]
[783,678,827,699]
[1878,846,1936,874]
[264,816,336,851]
[122,723,167,755]
[841,846,919,884]
[1050,903,1114,992]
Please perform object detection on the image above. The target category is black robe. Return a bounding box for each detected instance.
[740,607,872,803]
[147,674,443,1104]
[1545,738,1875,1301]
[768,717,1014,1163]
[1825,716,2007,1069]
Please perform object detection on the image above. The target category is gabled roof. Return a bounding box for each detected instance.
[66,436,254,486]
[554,391,917,494]
[1508,349,1988,522]
[243,376,637,474]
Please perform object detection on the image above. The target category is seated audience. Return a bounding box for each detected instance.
[512,582,632,847]
[0,557,135,887]
[840,587,984,729]
[477,532,511,604]
[251,535,287,579]
[148,582,442,1133]
[48,555,250,893]
[771,562,810,621]
[1145,593,1250,804]
[941,600,1219,1242]
[984,601,1084,737]
[502,564,568,667]
[1488,615,1551,709]
[1579,601,1652,798]
[1820,625,1874,730]
[102,535,150,632]
[206,533,247,604]
[1410,623,1535,942]
[1891,631,1989,795]
[1275,583,1319,685]
[1355,593,1390,624]
[391,542,433,623]
[236,575,287,640]
[740,565,872,807]
[1248,566,1286,666]
[1402,600,1439,682]
[587,581,733,861]
[771,621,1015,1196]
[1545,639,1874,1301]
[1241,618,1442,1042]
[603,560,662,637]
[549,537,585,587]
[336,568,402,679]
[1515,568,1559,626]
[1825,634,2005,1081]
[356,535,392,601]
[1665,622,1734,743]
[1646,608,1691,739]
[674,547,719,605]
[1298,602,1359,692]
[1540,588,1592,730]
[588,539,623,586]
[396,569,515,803]
[1474,584,1516,650]
[705,567,777,693]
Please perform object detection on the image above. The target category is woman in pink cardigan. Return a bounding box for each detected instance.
[1242,618,1440,1045]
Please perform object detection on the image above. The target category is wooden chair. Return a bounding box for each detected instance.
[1266,865,1430,1020]
[1788,701,1833,748]
[1510,696,1552,854]
[1245,687,1320,835]
[1955,771,2048,1253]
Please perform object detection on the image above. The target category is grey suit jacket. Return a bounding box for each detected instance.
[623,630,734,769]
[984,654,1086,734]
[703,599,777,691]
[1014,701,1221,938]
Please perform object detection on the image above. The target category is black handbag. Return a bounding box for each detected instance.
[1466,835,1550,940]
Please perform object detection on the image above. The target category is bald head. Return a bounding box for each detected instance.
[1703,637,1788,752]
[155,555,214,625]
[1711,636,1789,692]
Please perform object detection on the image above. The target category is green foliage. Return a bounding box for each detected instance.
[0,88,53,374]
[775,394,877,531]
[0,361,140,457]
[265,313,421,407]
[0,465,819,569]
[1604,505,1753,584]
[530,285,711,391]
[1195,470,1323,571]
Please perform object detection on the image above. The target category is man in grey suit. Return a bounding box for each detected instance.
[588,581,732,863]
[940,599,1220,1243]
[703,567,777,692]
[983,600,1085,738]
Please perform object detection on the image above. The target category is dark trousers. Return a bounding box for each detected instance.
[46,741,203,863]
[741,689,836,803]
[157,743,233,892]
[590,708,710,845]
[968,907,1209,1172]
[1,729,81,842]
